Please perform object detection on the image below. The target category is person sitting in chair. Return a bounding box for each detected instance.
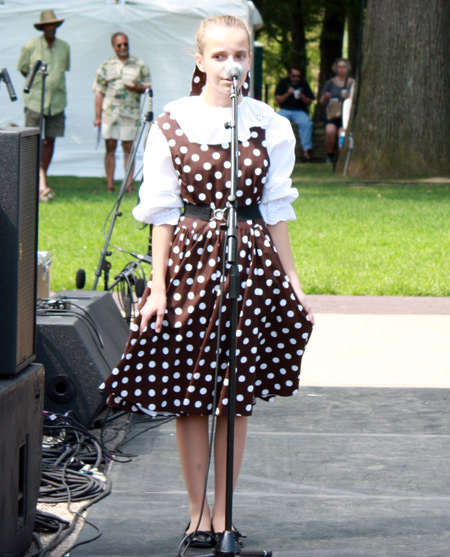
[275,64,315,161]
[319,58,354,163]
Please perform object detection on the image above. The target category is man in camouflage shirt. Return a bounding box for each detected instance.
[93,32,151,192]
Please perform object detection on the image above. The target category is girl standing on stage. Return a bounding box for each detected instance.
[101,14,314,549]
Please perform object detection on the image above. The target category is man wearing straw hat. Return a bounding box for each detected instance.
[18,10,70,200]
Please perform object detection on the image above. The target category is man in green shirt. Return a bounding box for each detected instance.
[17,10,70,197]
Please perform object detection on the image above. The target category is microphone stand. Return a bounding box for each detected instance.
[197,75,271,557]
[93,88,153,291]
[38,63,48,155]
[23,61,47,191]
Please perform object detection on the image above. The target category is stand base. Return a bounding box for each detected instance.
[196,531,272,557]
[215,531,241,556]
[197,551,272,556]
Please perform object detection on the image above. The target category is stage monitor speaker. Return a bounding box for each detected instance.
[0,127,40,376]
[0,363,44,557]
[36,290,130,427]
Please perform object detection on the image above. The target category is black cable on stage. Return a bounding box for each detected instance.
[43,412,135,463]
[61,300,105,344]
[29,413,116,555]
[34,509,70,533]
[30,409,172,555]
[36,307,102,349]
[29,478,112,557]
[115,415,175,450]
[99,407,134,454]
[44,447,110,556]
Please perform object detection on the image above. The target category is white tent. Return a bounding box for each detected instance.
[0,0,262,177]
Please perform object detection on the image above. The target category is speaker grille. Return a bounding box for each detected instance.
[0,127,39,376]
[17,135,39,368]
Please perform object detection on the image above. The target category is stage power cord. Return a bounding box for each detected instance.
[27,410,170,556]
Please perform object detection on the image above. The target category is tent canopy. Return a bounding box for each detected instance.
[0,0,262,177]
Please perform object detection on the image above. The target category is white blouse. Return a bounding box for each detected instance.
[133,96,298,226]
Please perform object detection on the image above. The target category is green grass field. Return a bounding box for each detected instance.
[39,165,450,296]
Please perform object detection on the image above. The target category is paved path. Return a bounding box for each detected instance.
[301,296,450,389]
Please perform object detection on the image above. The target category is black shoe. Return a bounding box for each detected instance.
[183,523,217,549]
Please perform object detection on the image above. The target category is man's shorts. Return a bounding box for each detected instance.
[25,108,65,137]
[101,120,138,142]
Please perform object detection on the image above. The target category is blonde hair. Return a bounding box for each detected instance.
[195,15,251,55]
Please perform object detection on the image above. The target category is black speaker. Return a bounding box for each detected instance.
[0,127,40,376]
[0,363,44,557]
[36,290,130,427]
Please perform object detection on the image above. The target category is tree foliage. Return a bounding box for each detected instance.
[253,0,323,73]
[254,0,362,107]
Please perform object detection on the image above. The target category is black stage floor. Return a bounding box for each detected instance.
[72,387,450,556]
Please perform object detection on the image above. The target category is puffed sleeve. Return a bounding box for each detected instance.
[132,123,183,225]
[260,112,298,224]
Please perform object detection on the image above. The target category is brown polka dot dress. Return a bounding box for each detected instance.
[100,105,313,417]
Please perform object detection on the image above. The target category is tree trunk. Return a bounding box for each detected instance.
[339,0,450,177]
[347,0,363,74]
[314,0,347,122]
[290,1,307,73]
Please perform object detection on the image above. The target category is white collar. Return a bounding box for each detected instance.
[162,96,274,145]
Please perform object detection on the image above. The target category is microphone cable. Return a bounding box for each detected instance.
[37,298,103,346]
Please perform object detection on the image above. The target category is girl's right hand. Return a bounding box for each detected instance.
[139,293,167,334]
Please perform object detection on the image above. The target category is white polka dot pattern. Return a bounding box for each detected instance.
[101,112,313,418]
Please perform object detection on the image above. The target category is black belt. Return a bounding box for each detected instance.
[183,203,261,222]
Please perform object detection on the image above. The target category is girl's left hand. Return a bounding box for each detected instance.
[294,288,315,325]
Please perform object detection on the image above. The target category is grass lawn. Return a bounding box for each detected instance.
[39,164,450,297]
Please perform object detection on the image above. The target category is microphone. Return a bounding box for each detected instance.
[225,61,243,80]
[0,68,17,101]
[24,60,42,94]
